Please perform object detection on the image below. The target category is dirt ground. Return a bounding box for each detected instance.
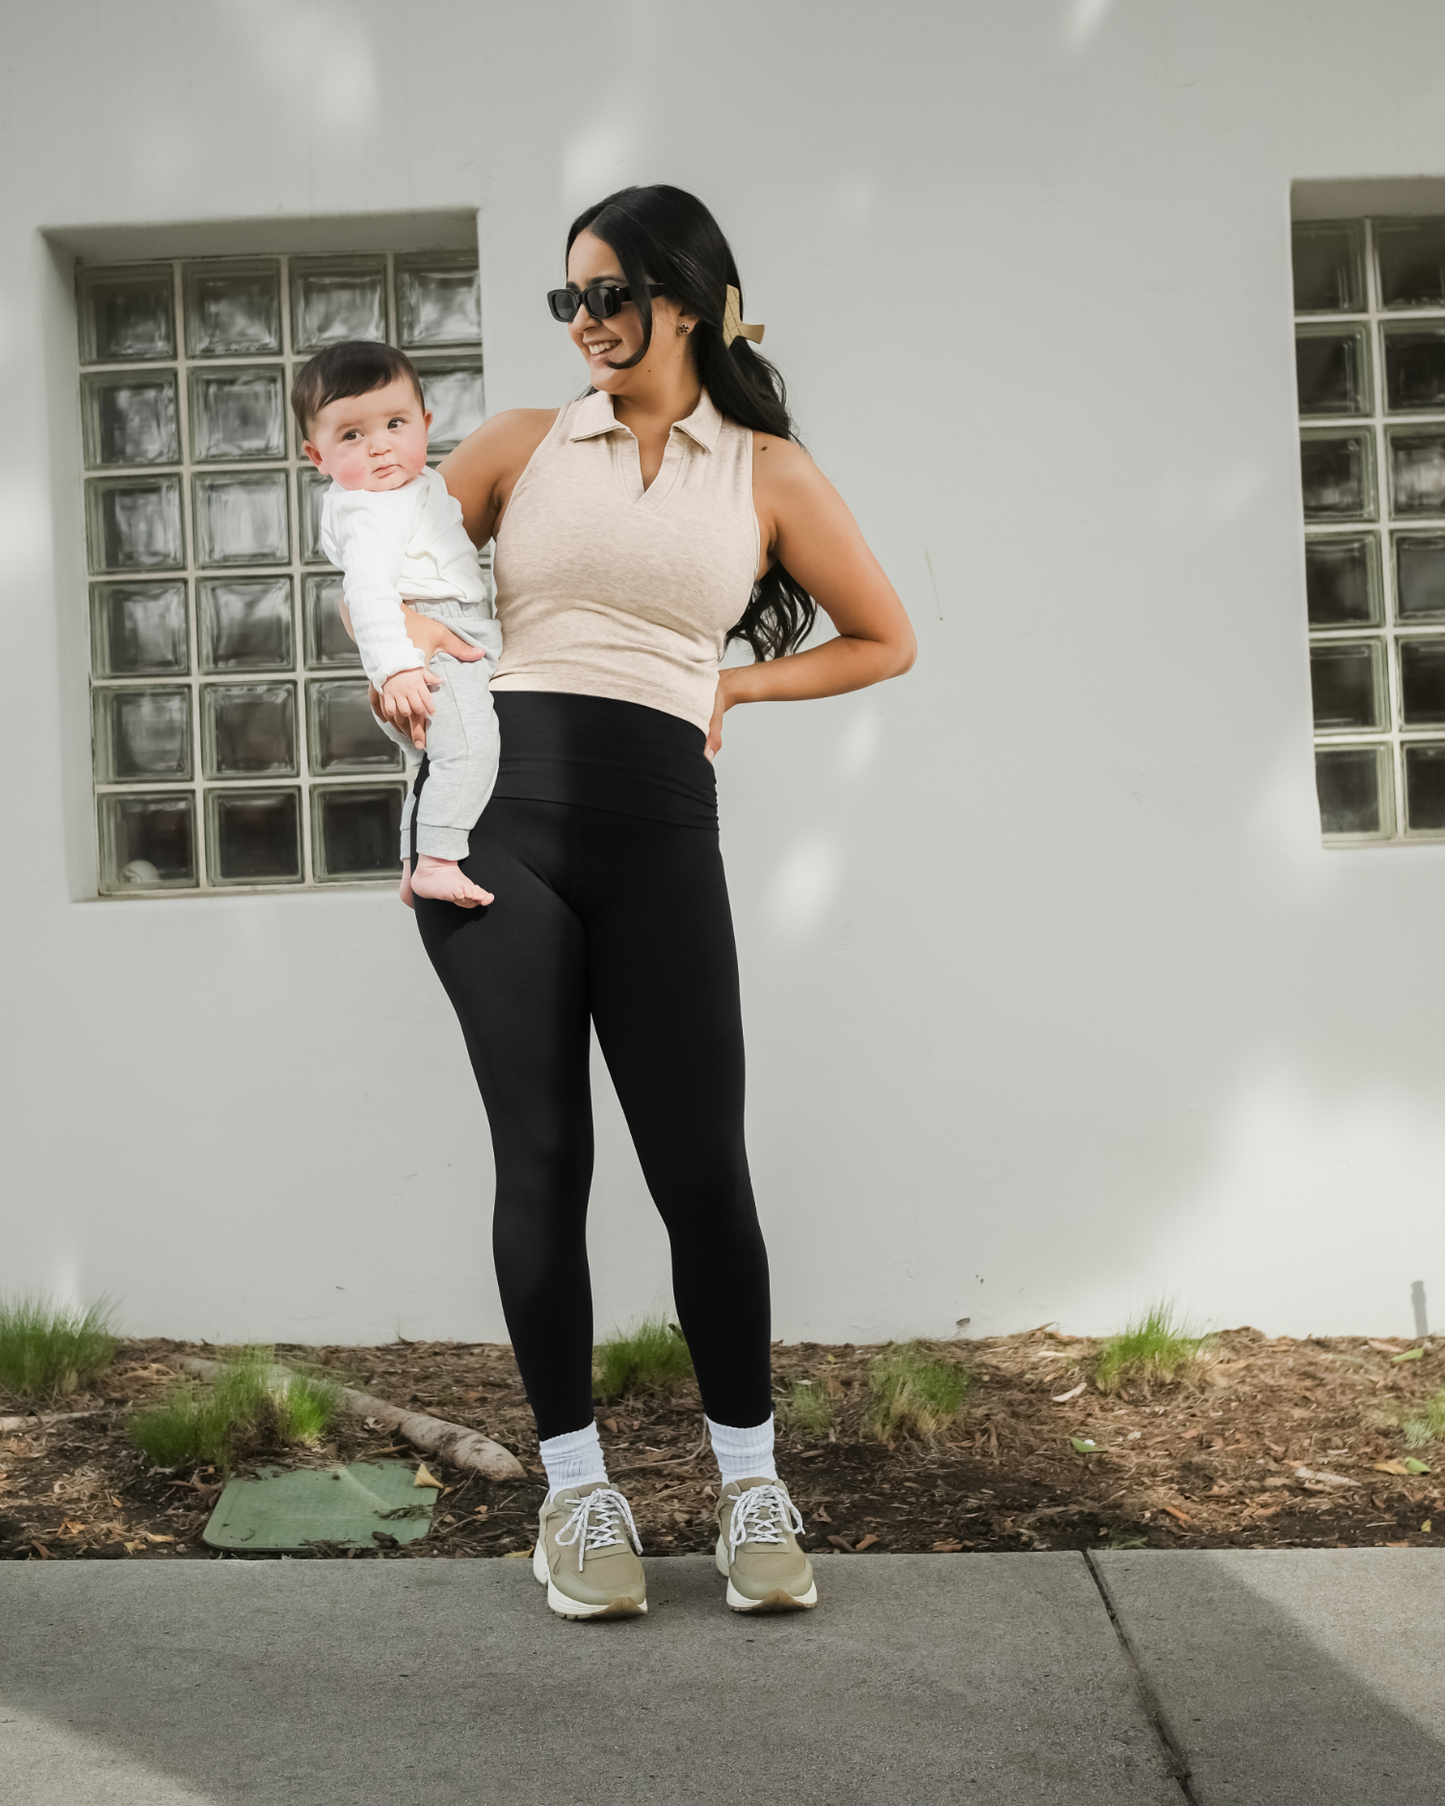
[1,1328,1439,1561]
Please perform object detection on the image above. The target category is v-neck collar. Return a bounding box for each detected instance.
[569,387,723,449]
[569,389,723,508]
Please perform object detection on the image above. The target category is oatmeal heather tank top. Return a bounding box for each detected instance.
[490,388,760,735]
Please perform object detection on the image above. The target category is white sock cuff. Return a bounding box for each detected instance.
[706,1413,778,1486]
[538,1420,609,1497]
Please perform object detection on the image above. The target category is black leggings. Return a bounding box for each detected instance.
[413,694,773,1441]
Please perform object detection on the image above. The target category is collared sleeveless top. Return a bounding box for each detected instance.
[490,388,760,736]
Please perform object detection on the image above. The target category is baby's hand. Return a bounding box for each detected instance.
[381,665,441,751]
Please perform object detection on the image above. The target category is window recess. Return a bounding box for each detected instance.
[1293,216,1445,842]
[77,249,485,895]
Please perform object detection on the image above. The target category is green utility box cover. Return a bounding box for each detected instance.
[203,1462,437,1552]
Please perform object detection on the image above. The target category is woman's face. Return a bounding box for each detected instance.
[565,228,695,390]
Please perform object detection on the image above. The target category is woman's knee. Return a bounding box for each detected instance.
[650,1170,761,1245]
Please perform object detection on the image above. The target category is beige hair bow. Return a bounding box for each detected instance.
[722,284,765,347]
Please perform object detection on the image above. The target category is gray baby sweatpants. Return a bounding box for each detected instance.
[378,599,503,862]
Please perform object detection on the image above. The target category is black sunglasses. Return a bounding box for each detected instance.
[546,282,666,324]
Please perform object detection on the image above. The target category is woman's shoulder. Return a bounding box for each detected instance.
[439,408,563,540]
[438,407,560,490]
[750,431,821,497]
[750,429,809,462]
[474,407,563,457]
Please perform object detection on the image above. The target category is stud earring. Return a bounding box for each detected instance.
[677,323,691,337]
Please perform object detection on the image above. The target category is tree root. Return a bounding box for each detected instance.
[168,1356,525,1482]
[0,1410,104,1434]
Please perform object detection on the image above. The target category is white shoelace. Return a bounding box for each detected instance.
[727,1482,805,1558]
[553,1487,641,1572]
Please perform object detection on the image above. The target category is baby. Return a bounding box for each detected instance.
[292,341,500,907]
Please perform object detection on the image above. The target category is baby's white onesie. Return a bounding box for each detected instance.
[321,467,502,863]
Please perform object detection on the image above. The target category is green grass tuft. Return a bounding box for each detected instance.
[1094,1302,1211,1394]
[592,1318,695,1401]
[128,1346,342,1470]
[0,1296,118,1401]
[776,1378,833,1439]
[278,1372,340,1444]
[1403,1388,1445,1449]
[127,1380,232,1468]
[1101,1527,1150,1550]
[865,1342,970,1442]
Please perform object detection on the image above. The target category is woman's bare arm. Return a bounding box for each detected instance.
[707,436,916,755]
[438,407,558,546]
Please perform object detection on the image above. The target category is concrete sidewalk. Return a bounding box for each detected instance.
[1093,1549,1445,1803]
[1,1550,1440,1805]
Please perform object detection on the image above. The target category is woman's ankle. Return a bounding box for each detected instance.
[539,1420,609,1496]
[706,1414,777,1487]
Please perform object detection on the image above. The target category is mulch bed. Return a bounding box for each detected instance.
[2,1328,1440,1561]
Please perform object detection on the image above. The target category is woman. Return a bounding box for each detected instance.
[392,185,914,1620]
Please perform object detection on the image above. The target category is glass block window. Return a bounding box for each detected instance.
[1293,217,1445,843]
[77,251,485,894]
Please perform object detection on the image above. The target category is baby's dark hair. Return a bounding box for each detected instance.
[291,340,425,438]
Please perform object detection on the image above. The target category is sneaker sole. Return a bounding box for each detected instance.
[714,1541,817,1612]
[725,1579,818,1612]
[533,1540,647,1620]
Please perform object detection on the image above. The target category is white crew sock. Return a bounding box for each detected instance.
[706,1414,778,1487]
[538,1421,609,1498]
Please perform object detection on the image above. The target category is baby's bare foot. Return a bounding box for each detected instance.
[399,858,415,909]
[410,855,493,908]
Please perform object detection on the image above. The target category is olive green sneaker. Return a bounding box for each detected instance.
[714,1478,817,1613]
[533,1483,647,1621]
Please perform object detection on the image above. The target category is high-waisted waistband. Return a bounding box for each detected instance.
[490,691,717,828]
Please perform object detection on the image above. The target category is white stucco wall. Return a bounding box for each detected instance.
[4,0,1443,1346]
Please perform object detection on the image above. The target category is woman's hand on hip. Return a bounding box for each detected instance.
[705,669,742,762]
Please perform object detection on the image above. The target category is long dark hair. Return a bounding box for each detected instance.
[566,184,816,661]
